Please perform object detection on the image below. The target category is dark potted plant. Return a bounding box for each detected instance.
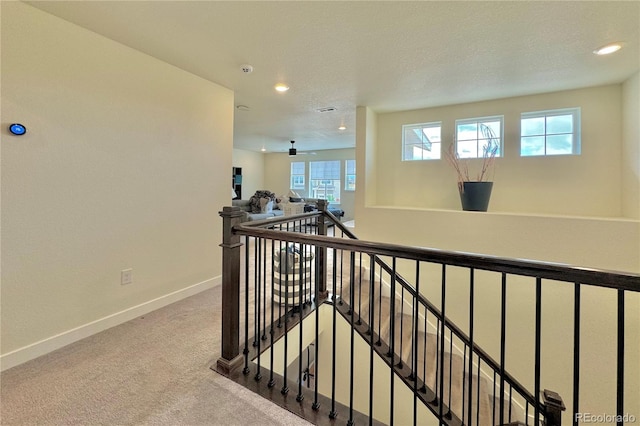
[445,124,499,211]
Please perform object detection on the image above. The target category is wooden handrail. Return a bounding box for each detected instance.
[234,221,640,292]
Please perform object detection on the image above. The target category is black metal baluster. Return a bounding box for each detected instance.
[438,264,447,421]
[525,401,530,425]
[447,329,453,419]
[476,358,481,426]
[329,249,338,419]
[255,238,262,381]
[312,241,321,411]
[254,238,259,348]
[435,318,440,402]
[421,307,428,394]
[492,370,497,426]
[573,282,580,426]
[281,240,290,396]
[534,277,542,425]
[389,257,397,424]
[617,289,625,426]
[348,251,356,426]
[468,268,475,426]
[277,239,283,328]
[269,239,276,388]
[376,262,383,346]
[500,273,507,426]
[262,237,268,341]
[398,280,405,368]
[413,261,420,425]
[356,252,363,325]
[462,344,467,422]
[369,254,376,425]
[339,247,344,305]
[296,244,305,402]
[243,240,250,375]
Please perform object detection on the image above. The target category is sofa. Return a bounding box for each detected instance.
[232,199,284,222]
[232,190,344,223]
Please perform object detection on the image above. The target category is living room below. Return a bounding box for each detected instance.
[232,147,356,222]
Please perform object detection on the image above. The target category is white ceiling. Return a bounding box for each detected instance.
[27,1,640,154]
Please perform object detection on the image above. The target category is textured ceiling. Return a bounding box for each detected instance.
[27,1,640,153]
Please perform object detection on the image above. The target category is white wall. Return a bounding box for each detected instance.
[376,85,627,218]
[622,72,640,219]
[263,149,356,221]
[232,148,265,200]
[1,2,233,369]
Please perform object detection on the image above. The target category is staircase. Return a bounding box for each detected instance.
[217,206,639,426]
[334,256,519,426]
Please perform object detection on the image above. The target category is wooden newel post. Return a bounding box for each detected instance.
[316,200,329,298]
[216,206,244,375]
[542,389,565,426]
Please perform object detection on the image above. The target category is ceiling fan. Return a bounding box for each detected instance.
[288,141,316,156]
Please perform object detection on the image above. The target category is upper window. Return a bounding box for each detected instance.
[402,122,442,160]
[455,116,503,158]
[290,161,305,190]
[310,161,341,203]
[345,160,356,191]
[520,108,581,156]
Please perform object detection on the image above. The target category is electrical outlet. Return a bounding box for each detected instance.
[121,268,133,285]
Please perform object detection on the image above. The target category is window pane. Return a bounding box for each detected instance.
[455,116,503,159]
[522,117,545,136]
[405,144,422,160]
[311,179,340,203]
[291,161,305,174]
[457,140,478,158]
[457,123,478,141]
[520,108,579,156]
[402,122,441,160]
[546,114,573,134]
[521,136,545,156]
[310,161,340,180]
[546,135,573,155]
[345,160,356,191]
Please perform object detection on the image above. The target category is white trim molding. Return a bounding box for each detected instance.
[0,276,221,372]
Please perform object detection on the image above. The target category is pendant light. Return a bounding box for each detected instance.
[289,140,297,156]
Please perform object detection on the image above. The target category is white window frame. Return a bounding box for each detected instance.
[455,116,503,159]
[402,122,442,161]
[290,161,305,190]
[520,108,581,156]
[345,159,356,191]
[309,160,341,204]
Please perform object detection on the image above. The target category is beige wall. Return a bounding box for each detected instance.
[355,81,640,422]
[263,149,356,221]
[376,85,626,218]
[232,148,265,200]
[622,72,640,219]
[1,2,233,368]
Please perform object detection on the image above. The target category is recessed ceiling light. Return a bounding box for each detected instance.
[338,125,346,130]
[260,146,266,152]
[275,83,290,92]
[593,42,623,55]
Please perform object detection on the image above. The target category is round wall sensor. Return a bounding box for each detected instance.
[9,123,27,136]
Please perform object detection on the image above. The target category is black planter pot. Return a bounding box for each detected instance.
[459,181,493,212]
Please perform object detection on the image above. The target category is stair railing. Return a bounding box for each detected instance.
[217,203,640,426]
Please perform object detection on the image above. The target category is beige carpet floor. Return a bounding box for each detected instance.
[0,284,311,426]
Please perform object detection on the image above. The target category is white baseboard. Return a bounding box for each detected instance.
[0,276,221,372]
